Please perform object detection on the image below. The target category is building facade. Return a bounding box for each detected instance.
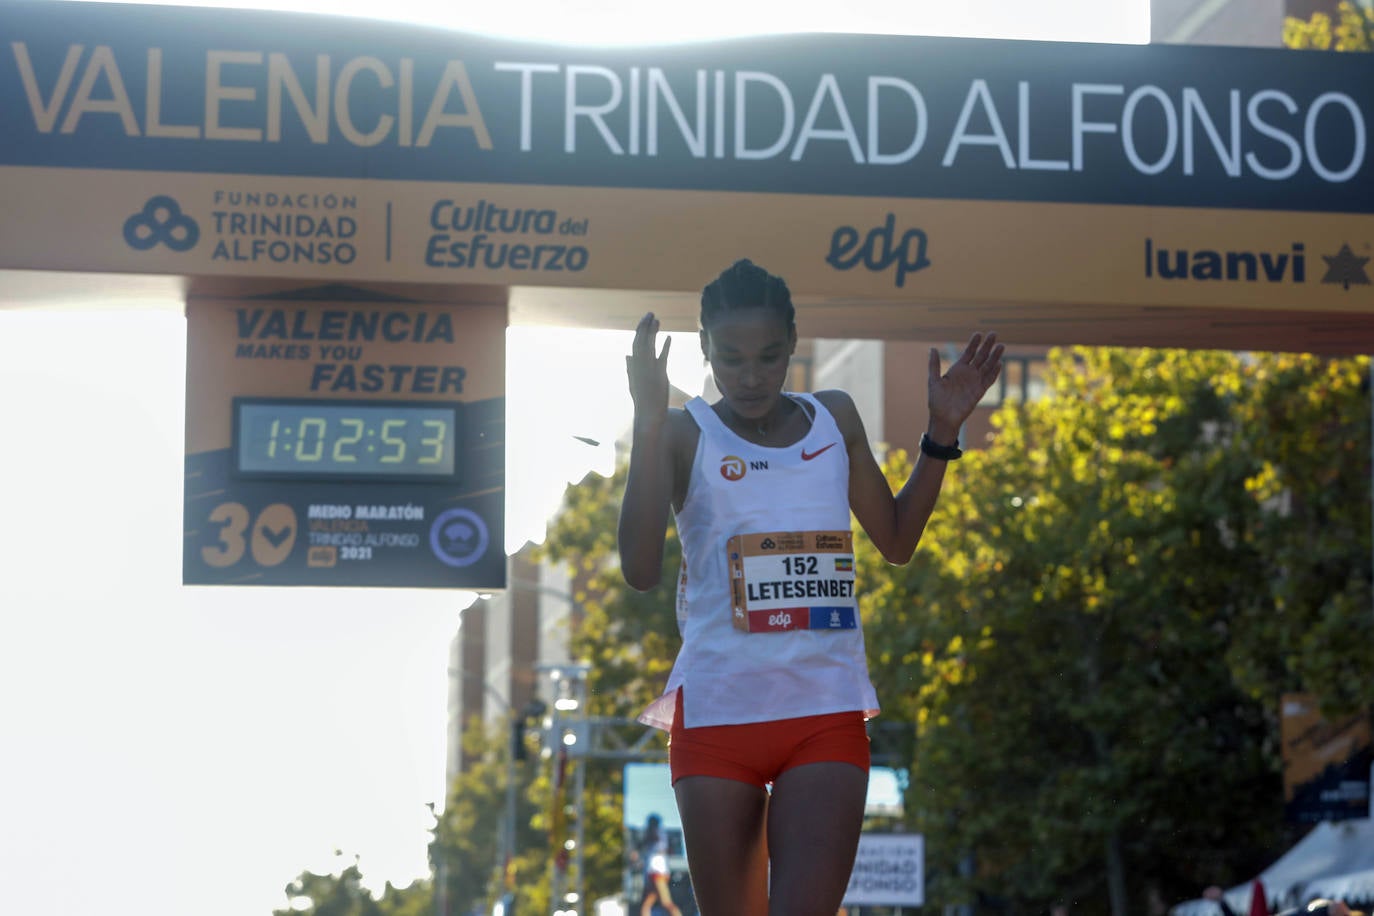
[445,549,577,782]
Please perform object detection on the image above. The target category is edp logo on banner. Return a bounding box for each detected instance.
[826,214,932,288]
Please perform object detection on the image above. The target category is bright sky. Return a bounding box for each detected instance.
[1,3,1148,916]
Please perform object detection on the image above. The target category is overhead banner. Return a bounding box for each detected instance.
[182,289,506,588]
[0,1,1371,311]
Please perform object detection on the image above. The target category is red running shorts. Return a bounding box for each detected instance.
[667,688,870,788]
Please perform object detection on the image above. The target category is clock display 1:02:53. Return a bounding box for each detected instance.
[233,398,461,480]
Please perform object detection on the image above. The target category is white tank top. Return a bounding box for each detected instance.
[637,393,881,730]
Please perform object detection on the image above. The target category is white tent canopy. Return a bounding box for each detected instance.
[1172,819,1374,916]
[1302,868,1374,905]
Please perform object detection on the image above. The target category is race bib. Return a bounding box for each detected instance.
[727,530,858,633]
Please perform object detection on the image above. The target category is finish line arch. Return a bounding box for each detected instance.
[1,1,1370,351]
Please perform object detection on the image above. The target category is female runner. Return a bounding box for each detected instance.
[618,258,1003,916]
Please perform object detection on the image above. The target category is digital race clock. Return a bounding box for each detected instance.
[232,397,462,482]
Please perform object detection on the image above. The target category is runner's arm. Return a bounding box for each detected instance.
[618,313,677,591]
[832,333,1003,565]
[619,411,682,590]
[826,391,949,565]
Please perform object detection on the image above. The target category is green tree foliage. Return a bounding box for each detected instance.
[374,882,433,916]
[1285,1,1374,50]
[424,466,680,916]
[536,464,683,906]
[862,348,1370,915]
[1220,354,1374,714]
[273,855,429,916]
[431,715,549,916]
[542,465,684,722]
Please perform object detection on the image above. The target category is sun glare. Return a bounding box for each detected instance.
[73,0,1150,46]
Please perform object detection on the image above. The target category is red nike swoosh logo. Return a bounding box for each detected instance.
[801,442,838,461]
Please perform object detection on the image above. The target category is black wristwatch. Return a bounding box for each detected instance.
[920,432,963,461]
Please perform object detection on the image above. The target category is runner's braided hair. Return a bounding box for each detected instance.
[700,259,796,333]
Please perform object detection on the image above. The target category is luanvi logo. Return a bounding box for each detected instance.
[1145,239,1371,291]
[826,214,931,288]
[1321,244,1371,291]
[1144,238,1305,283]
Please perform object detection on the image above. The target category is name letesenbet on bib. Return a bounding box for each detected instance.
[727,530,858,633]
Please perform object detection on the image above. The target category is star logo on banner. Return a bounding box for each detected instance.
[1320,243,1371,291]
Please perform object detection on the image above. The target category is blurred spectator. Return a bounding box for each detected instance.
[632,814,681,916]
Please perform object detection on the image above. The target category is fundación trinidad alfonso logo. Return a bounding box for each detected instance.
[123,195,199,252]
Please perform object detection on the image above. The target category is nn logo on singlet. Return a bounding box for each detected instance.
[720,455,768,481]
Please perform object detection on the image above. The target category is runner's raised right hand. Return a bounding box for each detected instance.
[626,311,672,427]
